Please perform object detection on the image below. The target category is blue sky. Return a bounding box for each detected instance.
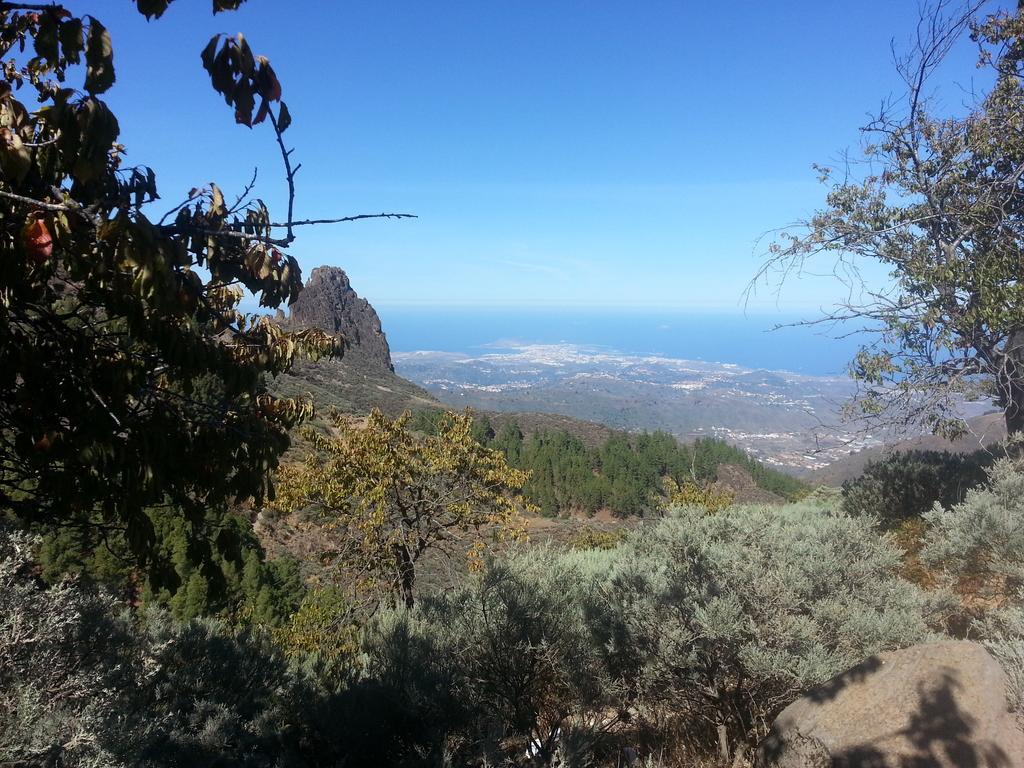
[71,1,995,312]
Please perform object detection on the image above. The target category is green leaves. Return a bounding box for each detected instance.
[83,16,114,94]
[0,2,328,573]
[201,33,284,128]
[134,0,173,20]
[132,0,249,19]
[273,410,529,607]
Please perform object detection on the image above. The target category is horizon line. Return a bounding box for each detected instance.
[372,300,828,314]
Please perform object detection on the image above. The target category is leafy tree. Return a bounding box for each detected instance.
[413,411,808,518]
[272,585,362,689]
[491,420,525,463]
[35,504,306,624]
[272,409,530,608]
[752,3,1024,438]
[0,2,410,568]
[665,476,735,513]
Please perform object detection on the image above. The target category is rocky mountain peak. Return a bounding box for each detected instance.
[285,266,393,372]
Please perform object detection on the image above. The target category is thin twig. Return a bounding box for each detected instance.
[267,107,298,243]
[22,132,59,148]
[265,212,418,229]
[159,212,416,247]
[229,167,259,214]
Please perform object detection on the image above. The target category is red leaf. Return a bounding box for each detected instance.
[23,218,53,263]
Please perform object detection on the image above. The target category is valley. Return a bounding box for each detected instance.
[395,343,878,473]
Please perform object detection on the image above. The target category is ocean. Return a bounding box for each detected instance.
[378,307,868,377]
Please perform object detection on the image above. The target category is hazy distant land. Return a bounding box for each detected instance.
[394,343,884,472]
[395,343,1001,474]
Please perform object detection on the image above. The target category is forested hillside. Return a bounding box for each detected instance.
[409,410,809,517]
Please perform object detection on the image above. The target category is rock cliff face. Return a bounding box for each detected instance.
[285,266,393,372]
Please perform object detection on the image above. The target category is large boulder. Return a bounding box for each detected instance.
[757,640,1024,768]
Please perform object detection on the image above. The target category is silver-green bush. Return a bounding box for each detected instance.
[601,500,934,761]
[0,531,128,768]
[358,499,934,766]
[922,454,1024,718]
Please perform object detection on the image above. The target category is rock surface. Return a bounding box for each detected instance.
[757,640,1024,768]
[285,266,393,371]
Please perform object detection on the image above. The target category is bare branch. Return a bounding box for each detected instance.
[229,167,259,214]
[268,107,298,244]
[265,212,418,229]
[0,188,100,225]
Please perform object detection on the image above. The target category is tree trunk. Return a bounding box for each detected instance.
[1004,330,1024,442]
[716,723,730,765]
[394,544,415,609]
[1007,391,1024,438]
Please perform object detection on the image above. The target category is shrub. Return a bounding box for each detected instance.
[0,528,318,768]
[921,454,1024,608]
[974,603,1024,721]
[665,478,735,513]
[355,546,623,767]
[565,526,628,551]
[601,500,934,762]
[921,453,1024,710]
[353,502,933,766]
[0,531,130,768]
[841,449,993,529]
[123,611,310,768]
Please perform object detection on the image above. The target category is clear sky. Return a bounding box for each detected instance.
[68,0,996,312]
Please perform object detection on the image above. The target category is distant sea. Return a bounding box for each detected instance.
[379,307,868,377]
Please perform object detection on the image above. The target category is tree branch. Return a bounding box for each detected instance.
[0,2,67,11]
[265,212,418,229]
[268,107,298,244]
[0,188,100,225]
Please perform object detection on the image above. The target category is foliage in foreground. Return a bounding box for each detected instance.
[342,499,935,766]
[0,526,337,768]
[921,451,1024,713]
[0,1,342,575]
[14,455,1024,766]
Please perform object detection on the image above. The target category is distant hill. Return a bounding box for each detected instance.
[271,266,436,417]
[270,267,625,439]
[392,346,868,473]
